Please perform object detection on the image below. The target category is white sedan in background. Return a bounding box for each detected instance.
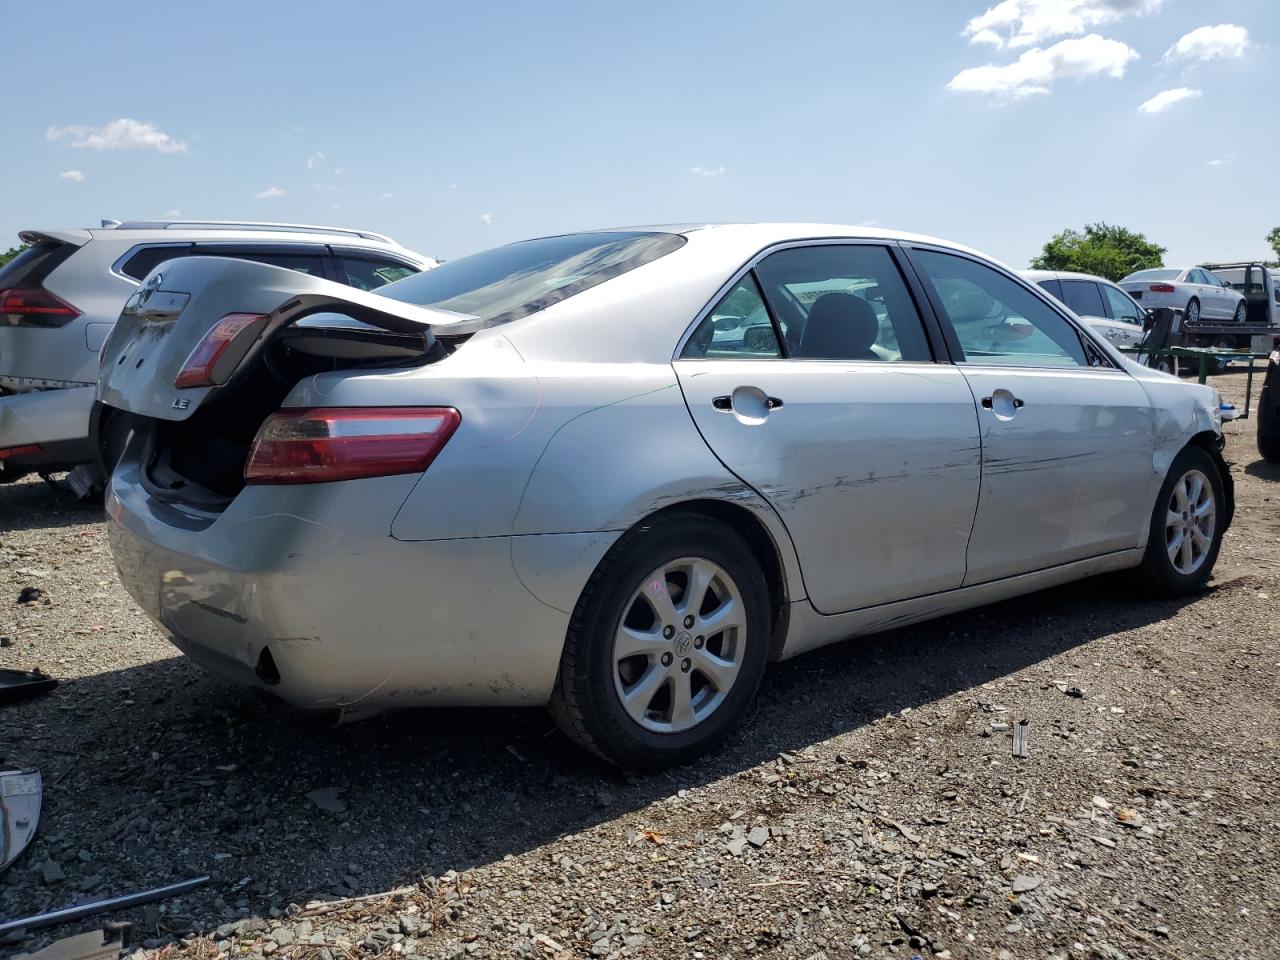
[1022,269,1149,349]
[1119,267,1247,324]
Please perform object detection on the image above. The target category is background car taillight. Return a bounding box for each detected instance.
[1149,283,1177,293]
[174,313,267,389]
[244,407,461,485]
[0,286,80,326]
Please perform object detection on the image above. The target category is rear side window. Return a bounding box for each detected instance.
[206,249,326,276]
[913,249,1088,368]
[337,254,421,291]
[1036,278,1062,299]
[754,245,932,362]
[0,242,76,289]
[682,274,781,359]
[378,231,686,325]
[1059,280,1106,318]
[119,245,194,281]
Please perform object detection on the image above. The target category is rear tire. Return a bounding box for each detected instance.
[1185,298,1200,324]
[549,512,771,770]
[1136,445,1225,595]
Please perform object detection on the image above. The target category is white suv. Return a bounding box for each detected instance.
[0,220,435,490]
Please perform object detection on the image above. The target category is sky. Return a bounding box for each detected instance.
[3,0,1276,268]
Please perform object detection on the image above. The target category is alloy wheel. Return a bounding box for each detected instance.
[612,557,747,734]
[1165,468,1216,575]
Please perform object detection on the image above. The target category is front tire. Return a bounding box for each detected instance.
[1137,445,1225,595]
[550,513,771,770]
[1233,301,1246,324]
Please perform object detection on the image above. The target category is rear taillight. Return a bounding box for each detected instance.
[1149,283,1176,293]
[0,286,80,323]
[174,313,267,389]
[0,444,42,461]
[244,407,460,485]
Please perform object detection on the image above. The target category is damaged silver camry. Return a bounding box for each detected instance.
[94,224,1232,768]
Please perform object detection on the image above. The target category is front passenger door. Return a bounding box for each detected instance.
[907,248,1155,584]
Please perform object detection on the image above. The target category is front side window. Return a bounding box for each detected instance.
[913,249,1088,368]
[753,245,932,361]
[1059,280,1106,318]
[1102,284,1145,325]
[682,274,781,358]
[378,231,685,325]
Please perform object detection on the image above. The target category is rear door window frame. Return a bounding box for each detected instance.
[675,238,950,364]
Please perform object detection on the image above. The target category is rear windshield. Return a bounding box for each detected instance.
[377,231,686,324]
[0,241,74,288]
[1123,268,1179,282]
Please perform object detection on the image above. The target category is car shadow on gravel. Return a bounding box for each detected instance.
[1,571,1213,931]
[1242,457,1280,481]
[0,479,103,534]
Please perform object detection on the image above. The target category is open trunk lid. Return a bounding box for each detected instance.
[98,256,476,422]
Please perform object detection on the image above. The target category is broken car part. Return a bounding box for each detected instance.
[11,928,127,960]
[0,670,58,705]
[0,876,209,937]
[0,767,41,873]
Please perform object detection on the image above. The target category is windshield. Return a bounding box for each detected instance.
[1123,268,1180,282]
[377,231,686,325]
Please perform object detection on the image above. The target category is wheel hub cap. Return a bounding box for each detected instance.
[612,557,747,734]
[1165,468,1216,576]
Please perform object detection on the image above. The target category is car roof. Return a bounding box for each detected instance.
[1021,268,1121,285]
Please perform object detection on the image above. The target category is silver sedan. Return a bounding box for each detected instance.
[95,225,1233,768]
[1119,267,1247,324]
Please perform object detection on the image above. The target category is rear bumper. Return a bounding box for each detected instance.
[104,448,614,712]
[0,386,95,474]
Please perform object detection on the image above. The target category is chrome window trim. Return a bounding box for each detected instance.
[109,243,194,283]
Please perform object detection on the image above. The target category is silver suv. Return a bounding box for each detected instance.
[0,220,435,489]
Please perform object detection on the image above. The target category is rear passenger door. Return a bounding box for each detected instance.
[675,242,982,614]
[905,247,1154,584]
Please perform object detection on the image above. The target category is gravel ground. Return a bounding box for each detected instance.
[2,370,1277,960]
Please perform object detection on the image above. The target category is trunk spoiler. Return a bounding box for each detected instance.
[98,256,480,423]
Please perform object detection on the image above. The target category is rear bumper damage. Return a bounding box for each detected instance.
[104,442,614,714]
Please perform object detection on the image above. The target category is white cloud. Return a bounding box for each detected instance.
[379,192,396,200]
[948,34,1139,98]
[963,0,1165,48]
[333,167,346,176]
[1138,86,1201,114]
[254,186,284,199]
[312,183,339,193]
[306,151,325,170]
[46,118,187,153]
[60,169,85,183]
[479,212,493,224]
[1163,24,1248,64]
[165,209,181,217]
[1205,158,1223,166]
[689,165,726,177]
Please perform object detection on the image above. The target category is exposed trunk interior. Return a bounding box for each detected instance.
[104,324,454,510]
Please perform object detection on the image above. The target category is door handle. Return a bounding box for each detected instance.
[980,395,1025,409]
[712,394,783,412]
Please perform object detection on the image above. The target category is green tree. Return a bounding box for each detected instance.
[0,244,29,269]
[1266,226,1280,266]
[1030,223,1165,282]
